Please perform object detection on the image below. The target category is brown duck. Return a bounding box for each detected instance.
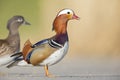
[0,16,30,66]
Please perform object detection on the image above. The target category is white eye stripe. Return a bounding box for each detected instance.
[17,18,23,22]
[57,9,74,16]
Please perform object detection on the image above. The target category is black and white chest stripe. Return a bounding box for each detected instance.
[48,39,63,48]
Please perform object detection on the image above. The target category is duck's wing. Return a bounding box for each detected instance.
[24,39,59,66]
[0,40,11,56]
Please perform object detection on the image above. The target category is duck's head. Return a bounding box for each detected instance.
[53,9,79,34]
[7,15,30,30]
[57,8,80,20]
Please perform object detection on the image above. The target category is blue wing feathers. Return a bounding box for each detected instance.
[33,39,48,47]
[25,51,33,63]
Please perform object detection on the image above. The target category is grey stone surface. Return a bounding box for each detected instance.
[0,56,120,80]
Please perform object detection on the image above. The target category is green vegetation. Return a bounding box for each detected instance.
[0,0,41,38]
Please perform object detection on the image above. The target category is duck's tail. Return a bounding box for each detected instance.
[7,39,33,68]
[7,52,23,68]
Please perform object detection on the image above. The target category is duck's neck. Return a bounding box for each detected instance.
[6,25,20,51]
[7,30,20,41]
[53,15,69,34]
[54,32,68,45]
[53,16,69,45]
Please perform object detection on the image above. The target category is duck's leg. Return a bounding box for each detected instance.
[44,65,54,77]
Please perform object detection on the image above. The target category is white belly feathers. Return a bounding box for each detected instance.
[40,42,69,66]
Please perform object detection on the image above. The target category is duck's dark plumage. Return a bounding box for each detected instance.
[0,15,30,66]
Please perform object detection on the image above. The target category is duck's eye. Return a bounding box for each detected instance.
[17,18,23,22]
[67,12,70,14]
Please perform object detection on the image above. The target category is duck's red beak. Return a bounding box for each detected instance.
[72,14,80,20]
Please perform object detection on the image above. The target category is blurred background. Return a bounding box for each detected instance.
[0,0,120,76]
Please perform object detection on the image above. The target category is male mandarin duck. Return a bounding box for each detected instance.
[8,9,79,77]
[0,16,30,66]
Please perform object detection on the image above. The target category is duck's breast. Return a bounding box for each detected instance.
[40,41,69,66]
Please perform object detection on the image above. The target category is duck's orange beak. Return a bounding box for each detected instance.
[72,14,80,20]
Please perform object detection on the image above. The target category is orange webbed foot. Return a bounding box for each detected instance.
[44,65,56,78]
